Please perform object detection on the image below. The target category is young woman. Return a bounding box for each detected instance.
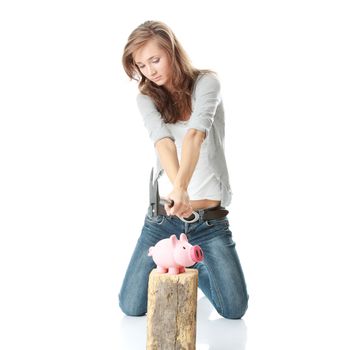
[119,20,248,319]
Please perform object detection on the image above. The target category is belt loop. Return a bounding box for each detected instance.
[148,205,154,218]
[198,209,205,221]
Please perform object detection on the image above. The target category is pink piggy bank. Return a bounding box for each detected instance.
[148,233,204,275]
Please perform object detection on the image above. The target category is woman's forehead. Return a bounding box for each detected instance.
[133,40,163,64]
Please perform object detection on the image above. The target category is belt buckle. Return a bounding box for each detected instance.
[179,211,200,223]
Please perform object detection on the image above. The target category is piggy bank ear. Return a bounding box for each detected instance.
[180,233,188,242]
[170,234,177,247]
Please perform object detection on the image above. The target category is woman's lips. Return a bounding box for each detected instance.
[153,76,162,82]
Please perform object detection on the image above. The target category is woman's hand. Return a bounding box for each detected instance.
[164,187,193,218]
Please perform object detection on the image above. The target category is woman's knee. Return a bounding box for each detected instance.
[217,294,249,319]
[118,294,147,317]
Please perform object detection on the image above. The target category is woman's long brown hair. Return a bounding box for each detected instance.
[122,20,213,123]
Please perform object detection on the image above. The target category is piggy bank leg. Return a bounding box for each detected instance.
[179,266,185,273]
[168,267,180,275]
[157,266,168,273]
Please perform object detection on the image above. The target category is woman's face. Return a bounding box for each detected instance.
[133,39,172,90]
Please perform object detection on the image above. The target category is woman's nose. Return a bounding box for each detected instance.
[148,66,156,76]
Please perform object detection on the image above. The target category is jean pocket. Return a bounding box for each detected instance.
[145,214,166,225]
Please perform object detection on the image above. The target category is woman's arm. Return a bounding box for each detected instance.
[155,132,203,218]
[155,138,191,218]
[155,138,179,184]
[165,129,205,217]
[156,74,221,217]
[139,74,221,217]
[173,129,205,191]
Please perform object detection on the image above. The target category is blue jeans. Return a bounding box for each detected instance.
[118,211,249,319]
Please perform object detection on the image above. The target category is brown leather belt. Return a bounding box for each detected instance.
[155,204,229,222]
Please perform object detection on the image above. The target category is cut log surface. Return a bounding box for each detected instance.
[146,268,198,350]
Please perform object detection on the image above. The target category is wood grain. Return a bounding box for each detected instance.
[146,268,198,350]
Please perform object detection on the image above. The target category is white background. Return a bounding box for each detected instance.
[1,0,349,349]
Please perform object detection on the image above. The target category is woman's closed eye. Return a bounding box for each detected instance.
[137,58,160,69]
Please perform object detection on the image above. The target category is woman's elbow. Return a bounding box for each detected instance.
[187,128,206,143]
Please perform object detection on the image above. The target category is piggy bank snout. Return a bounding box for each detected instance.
[190,245,204,262]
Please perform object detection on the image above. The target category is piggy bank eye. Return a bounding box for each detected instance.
[182,246,186,249]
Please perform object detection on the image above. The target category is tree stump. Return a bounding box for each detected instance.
[146,268,198,350]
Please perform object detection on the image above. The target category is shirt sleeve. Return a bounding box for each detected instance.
[187,73,221,137]
[136,93,175,145]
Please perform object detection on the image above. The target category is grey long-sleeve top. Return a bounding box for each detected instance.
[136,72,233,207]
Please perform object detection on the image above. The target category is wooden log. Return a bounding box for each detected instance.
[146,268,198,350]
